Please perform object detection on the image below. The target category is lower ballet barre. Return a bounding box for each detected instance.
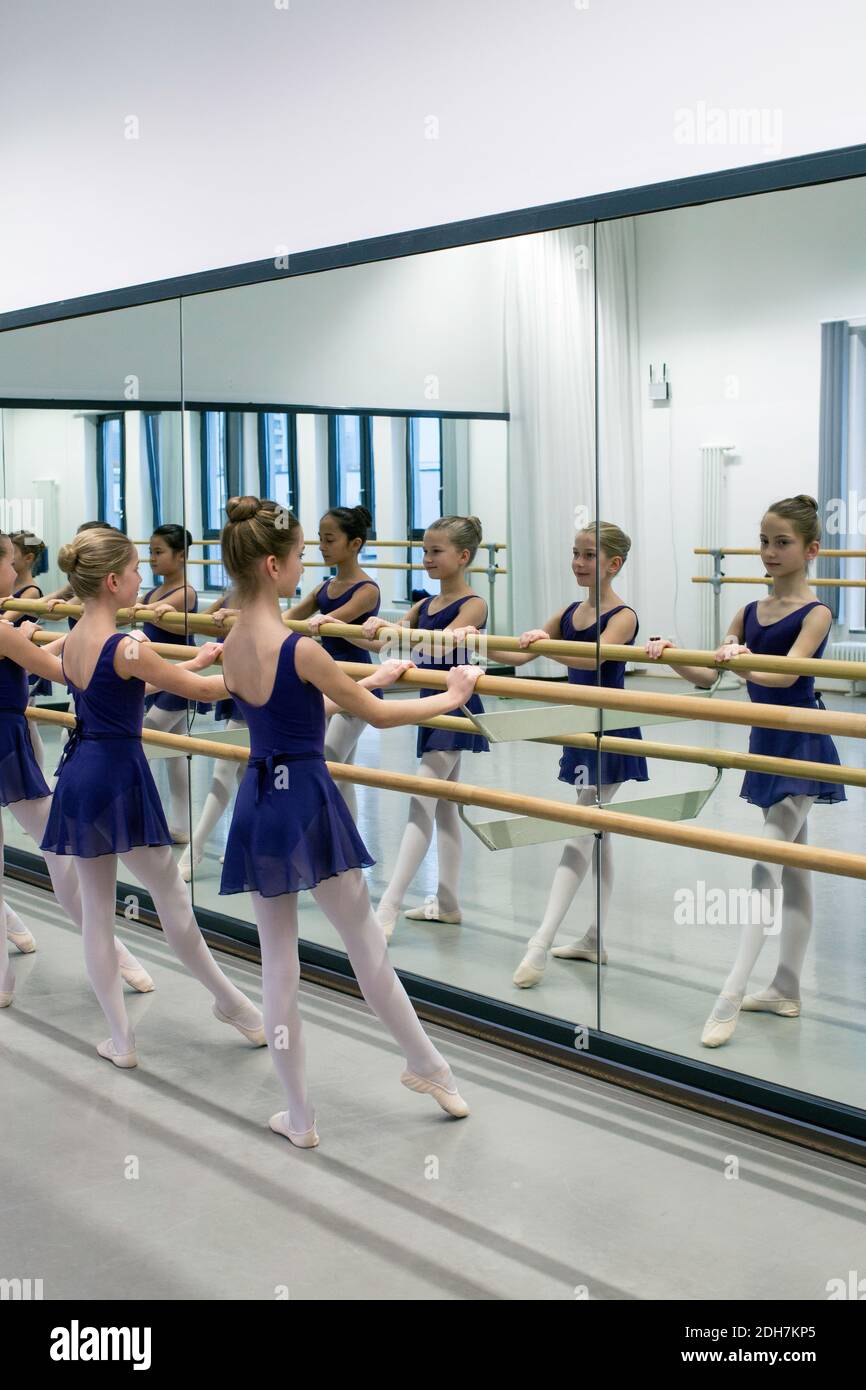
[24,708,866,882]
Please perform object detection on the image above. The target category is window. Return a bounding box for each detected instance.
[258,412,298,514]
[406,416,443,597]
[200,411,242,593]
[327,414,375,531]
[96,414,126,530]
[144,413,162,528]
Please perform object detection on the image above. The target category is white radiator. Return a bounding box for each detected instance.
[821,641,866,695]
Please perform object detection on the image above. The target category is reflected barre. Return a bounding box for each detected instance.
[23,708,866,882]
[7,596,866,683]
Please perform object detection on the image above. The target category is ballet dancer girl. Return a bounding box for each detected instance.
[0,532,152,1006]
[3,531,53,768]
[287,505,382,821]
[38,527,266,1067]
[696,495,845,1047]
[362,516,488,942]
[217,496,480,1146]
[136,524,199,841]
[485,522,648,988]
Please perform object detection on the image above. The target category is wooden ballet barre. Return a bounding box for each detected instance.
[164,558,507,575]
[693,575,866,587]
[695,547,866,558]
[9,597,864,682]
[23,709,866,881]
[129,538,509,551]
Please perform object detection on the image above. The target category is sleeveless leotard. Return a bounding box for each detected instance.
[558,603,649,787]
[219,632,374,897]
[315,578,384,700]
[0,653,51,805]
[414,595,488,756]
[142,584,197,714]
[40,632,172,856]
[11,585,52,697]
[740,600,846,807]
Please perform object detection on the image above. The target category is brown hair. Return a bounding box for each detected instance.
[57,528,138,600]
[426,515,483,564]
[578,520,632,569]
[9,531,46,566]
[221,496,302,599]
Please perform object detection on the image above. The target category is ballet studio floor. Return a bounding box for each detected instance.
[2,673,865,1298]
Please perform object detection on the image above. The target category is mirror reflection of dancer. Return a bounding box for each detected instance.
[2,531,54,772]
[217,497,479,1146]
[38,528,266,1068]
[0,531,153,1007]
[136,525,199,842]
[486,522,648,988]
[692,495,845,1047]
[363,516,488,942]
[178,590,245,882]
[287,506,382,822]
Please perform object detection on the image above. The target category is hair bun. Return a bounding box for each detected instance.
[226,495,261,524]
[353,504,373,528]
[57,542,78,574]
[795,494,819,512]
[468,515,483,538]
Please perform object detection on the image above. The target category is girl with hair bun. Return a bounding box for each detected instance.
[217,497,480,1146]
[362,514,489,942]
[37,526,266,1068]
[485,521,648,988]
[287,505,381,821]
[5,530,53,767]
[698,495,846,1048]
[135,523,199,840]
[0,531,152,1007]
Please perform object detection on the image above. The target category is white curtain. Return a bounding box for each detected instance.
[504,220,645,676]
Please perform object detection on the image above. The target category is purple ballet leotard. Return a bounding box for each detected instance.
[0,651,51,806]
[11,586,52,697]
[315,578,384,701]
[740,600,846,808]
[219,631,374,897]
[141,584,197,714]
[413,595,488,757]
[40,632,172,856]
[557,603,649,787]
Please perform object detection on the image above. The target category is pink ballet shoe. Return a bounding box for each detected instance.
[7,927,37,954]
[404,895,462,924]
[269,1112,320,1148]
[400,1065,470,1118]
[742,992,801,1017]
[97,1038,138,1069]
[0,989,13,1008]
[120,966,155,993]
[212,1002,267,1046]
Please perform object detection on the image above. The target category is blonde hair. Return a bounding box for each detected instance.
[426,514,483,564]
[578,520,632,568]
[57,528,138,600]
[221,495,302,599]
[764,494,821,552]
[9,531,46,566]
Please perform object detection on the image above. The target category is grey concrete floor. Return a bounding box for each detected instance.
[1,880,865,1301]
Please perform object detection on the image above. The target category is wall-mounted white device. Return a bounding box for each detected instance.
[649,363,670,401]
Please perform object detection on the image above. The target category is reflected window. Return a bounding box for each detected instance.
[144,413,162,527]
[407,415,442,596]
[200,410,242,593]
[258,412,298,514]
[328,413,375,531]
[96,414,125,531]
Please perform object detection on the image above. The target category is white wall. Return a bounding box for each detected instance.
[3,0,866,313]
[634,177,866,647]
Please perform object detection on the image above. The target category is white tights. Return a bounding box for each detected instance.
[324,712,364,821]
[252,868,451,1130]
[185,719,245,862]
[378,750,464,916]
[75,844,260,1052]
[528,782,622,954]
[0,797,143,995]
[143,705,190,831]
[719,793,815,1003]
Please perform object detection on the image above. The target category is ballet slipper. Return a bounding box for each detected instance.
[404,895,462,925]
[400,1065,470,1118]
[551,939,609,964]
[0,989,13,1008]
[96,1038,138,1069]
[177,845,204,883]
[212,1001,267,1046]
[700,992,743,1048]
[513,950,546,988]
[268,1111,320,1148]
[169,826,190,845]
[376,901,400,942]
[7,927,37,954]
[742,992,801,1017]
[120,965,155,993]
